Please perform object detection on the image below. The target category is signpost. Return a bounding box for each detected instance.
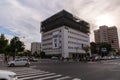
[101,48,107,56]
[101,48,107,52]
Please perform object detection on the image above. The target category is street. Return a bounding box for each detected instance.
[34,59,120,80]
[1,59,120,80]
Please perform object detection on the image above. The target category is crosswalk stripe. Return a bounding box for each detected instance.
[54,76,71,80]
[15,69,39,72]
[9,68,32,72]
[16,69,45,73]
[17,70,47,76]
[6,68,81,80]
[19,73,56,80]
[34,74,62,80]
[17,71,49,78]
[11,69,41,73]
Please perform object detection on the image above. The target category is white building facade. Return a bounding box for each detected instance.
[41,10,90,58]
[31,42,41,55]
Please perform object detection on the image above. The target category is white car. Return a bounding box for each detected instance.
[51,56,58,60]
[8,58,30,67]
[0,70,17,80]
[29,57,38,62]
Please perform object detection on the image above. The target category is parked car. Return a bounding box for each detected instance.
[51,56,58,60]
[0,70,17,80]
[102,56,110,60]
[110,56,115,59]
[8,58,30,67]
[91,56,101,61]
[115,56,120,59]
[29,57,38,62]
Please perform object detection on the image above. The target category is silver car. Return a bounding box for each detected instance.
[8,58,30,67]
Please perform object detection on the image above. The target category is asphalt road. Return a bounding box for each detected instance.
[33,59,120,80]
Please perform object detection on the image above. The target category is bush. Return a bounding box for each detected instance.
[40,51,46,58]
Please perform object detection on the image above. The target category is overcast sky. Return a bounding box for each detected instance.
[0,0,120,49]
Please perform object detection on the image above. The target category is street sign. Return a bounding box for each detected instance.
[101,48,107,52]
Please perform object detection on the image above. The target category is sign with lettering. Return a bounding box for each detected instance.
[52,31,59,49]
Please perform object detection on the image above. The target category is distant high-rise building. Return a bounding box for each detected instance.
[31,42,41,55]
[94,25,119,51]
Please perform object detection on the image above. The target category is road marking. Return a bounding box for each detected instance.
[103,62,119,65]
[54,76,71,80]
[72,78,81,80]
[15,68,46,73]
[19,73,56,80]
[17,71,49,78]
[17,70,46,75]
[8,68,33,72]
[34,74,62,80]
[6,67,81,80]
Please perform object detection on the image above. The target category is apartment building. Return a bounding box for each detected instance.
[31,42,41,55]
[94,25,119,51]
[41,10,90,58]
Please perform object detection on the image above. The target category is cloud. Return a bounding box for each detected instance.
[0,0,120,49]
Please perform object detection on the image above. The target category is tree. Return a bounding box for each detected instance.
[33,51,38,57]
[9,36,25,57]
[5,45,13,56]
[90,42,97,54]
[24,50,31,56]
[0,34,8,53]
[82,45,90,56]
[40,51,45,58]
[97,42,112,57]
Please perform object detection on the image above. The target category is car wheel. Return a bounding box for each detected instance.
[10,63,14,67]
[25,63,30,67]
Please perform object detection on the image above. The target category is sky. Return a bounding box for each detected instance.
[0,0,120,50]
